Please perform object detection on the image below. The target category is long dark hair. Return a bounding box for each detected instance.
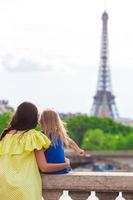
[0,102,38,140]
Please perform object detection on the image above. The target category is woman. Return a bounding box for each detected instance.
[0,102,70,200]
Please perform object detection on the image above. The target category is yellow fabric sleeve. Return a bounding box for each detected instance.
[0,129,51,155]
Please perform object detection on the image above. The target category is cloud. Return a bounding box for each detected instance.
[1,54,78,74]
[1,55,60,73]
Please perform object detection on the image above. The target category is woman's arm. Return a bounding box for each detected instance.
[35,149,70,172]
[66,137,85,157]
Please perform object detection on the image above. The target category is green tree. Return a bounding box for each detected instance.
[116,133,133,150]
[0,112,13,134]
[82,129,119,151]
[65,115,133,146]
[65,115,90,146]
[82,129,106,150]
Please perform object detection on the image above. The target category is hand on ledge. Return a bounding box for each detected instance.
[65,157,71,166]
[76,149,85,157]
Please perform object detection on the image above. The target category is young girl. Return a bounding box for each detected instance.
[40,108,85,174]
[0,102,70,200]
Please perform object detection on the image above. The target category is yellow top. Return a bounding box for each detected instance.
[0,129,51,200]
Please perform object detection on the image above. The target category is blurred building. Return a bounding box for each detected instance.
[0,100,14,113]
[59,112,83,119]
[117,118,133,126]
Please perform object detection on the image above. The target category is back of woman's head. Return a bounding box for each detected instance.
[40,108,68,145]
[0,102,38,140]
[10,102,38,130]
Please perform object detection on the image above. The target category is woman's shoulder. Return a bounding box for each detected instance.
[24,129,42,136]
[0,129,51,155]
[21,129,51,149]
[23,129,48,138]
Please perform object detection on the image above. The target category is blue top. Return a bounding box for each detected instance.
[44,134,72,174]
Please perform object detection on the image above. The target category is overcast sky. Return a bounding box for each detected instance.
[0,0,133,118]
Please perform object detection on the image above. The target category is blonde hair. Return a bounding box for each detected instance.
[40,108,69,146]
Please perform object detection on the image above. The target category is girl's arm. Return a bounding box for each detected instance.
[66,137,85,157]
[35,149,70,172]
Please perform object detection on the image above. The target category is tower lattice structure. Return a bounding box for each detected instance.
[90,11,119,119]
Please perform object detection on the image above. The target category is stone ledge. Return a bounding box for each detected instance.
[41,172,133,192]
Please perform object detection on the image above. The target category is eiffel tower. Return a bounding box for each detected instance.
[90,11,119,119]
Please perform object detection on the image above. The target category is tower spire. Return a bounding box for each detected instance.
[90,11,119,119]
[104,0,107,12]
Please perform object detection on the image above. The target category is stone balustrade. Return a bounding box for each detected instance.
[41,172,133,200]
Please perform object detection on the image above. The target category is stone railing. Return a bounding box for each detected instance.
[41,172,133,200]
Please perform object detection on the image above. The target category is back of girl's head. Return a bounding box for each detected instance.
[40,108,60,134]
[40,108,68,145]
[0,102,38,140]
